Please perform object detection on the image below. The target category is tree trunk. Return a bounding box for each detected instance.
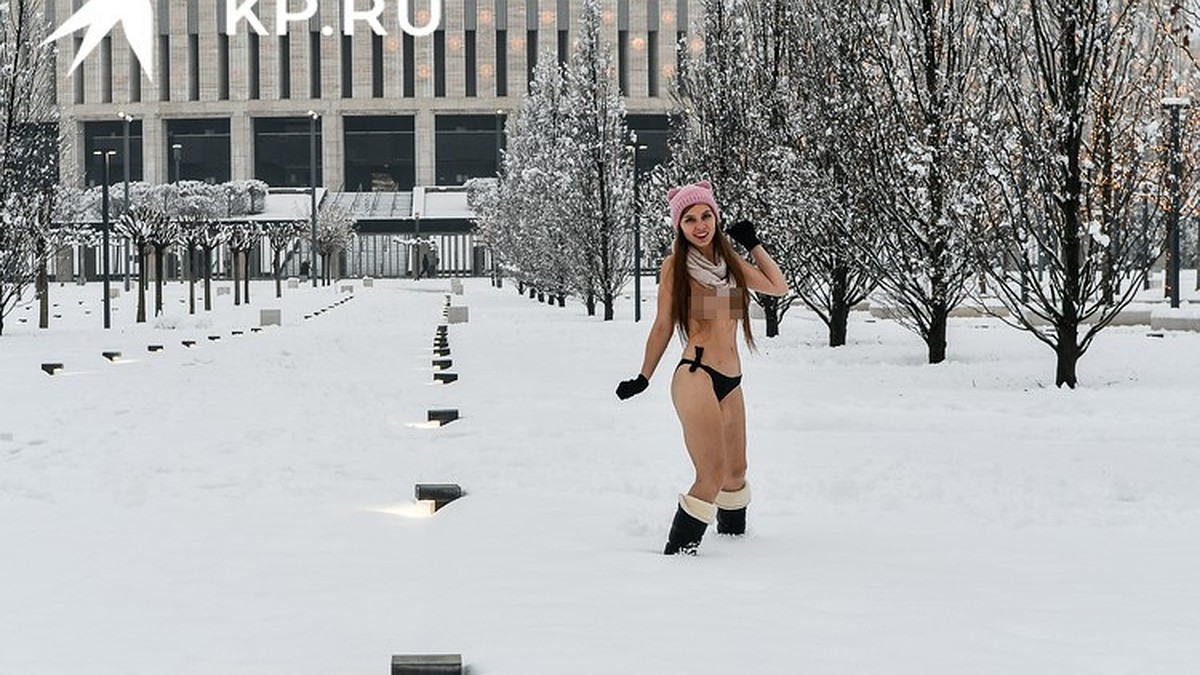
[763,296,779,338]
[528,287,536,299]
[154,249,164,316]
[829,265,849,346]
[537,291,545,303]
[927,304,948,364]
[603,293,614,321]
[585,293,596,316]
[829,299,850,348]
[37,242,49,329]
[188,245,196,315]
[137,248,147,323]
[275,251,283,298]
[243,249,251,302]
[517,281,525,294]
[1055,320,1080,389]
[204,247,213,312]
[234,250,242,306]
[557,295,565,307]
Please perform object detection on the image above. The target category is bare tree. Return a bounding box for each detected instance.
[978,0,1171,387]
[846,0,994,364]
[267,220,306,298]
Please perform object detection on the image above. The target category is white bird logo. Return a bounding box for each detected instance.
[42,0,155,81]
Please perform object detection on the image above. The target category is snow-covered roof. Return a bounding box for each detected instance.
[245,189,326,222]
[414,187,475,220]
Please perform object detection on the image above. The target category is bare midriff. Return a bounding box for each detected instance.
[682,280,744,376]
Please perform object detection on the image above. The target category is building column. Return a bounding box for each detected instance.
[416,109,436,185]
[143,116,167,184]
[323,111,346,189]
[230,112,253,181]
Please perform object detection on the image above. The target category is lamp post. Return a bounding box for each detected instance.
[624,133,648,322]
[93,149,117,329]
[118,112,133,292]
[308,110,321,288]
[1163,97,1190,309]
[171,142,182,183]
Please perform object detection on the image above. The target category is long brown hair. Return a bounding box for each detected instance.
[669,220,756,350]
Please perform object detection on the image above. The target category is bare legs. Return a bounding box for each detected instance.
[670,368,747,501]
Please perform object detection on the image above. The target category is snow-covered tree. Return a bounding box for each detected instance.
[315,201,356,285]
[0,0,58,337]
[562,0,635,320]
[978,0,1172,387]
[226,221,261,304]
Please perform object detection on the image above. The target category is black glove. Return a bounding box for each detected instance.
[726,220,762,251]
[616,374,649,400]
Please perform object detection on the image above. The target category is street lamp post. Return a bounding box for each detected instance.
[624,133,649,323]
[93,149,117,329]
[308,110,321,288]
[171,142,182,183]
[1163,97,1190,309]
[493,109,504,288]
[119,112,133,292]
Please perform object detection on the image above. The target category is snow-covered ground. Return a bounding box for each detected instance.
[2,276,1199,675]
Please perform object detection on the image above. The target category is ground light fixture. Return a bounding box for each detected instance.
[414,484,465,513]
[40,363,63,376]
[101,351,122,362]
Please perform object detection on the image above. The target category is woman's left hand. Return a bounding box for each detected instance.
[726,220,762,251]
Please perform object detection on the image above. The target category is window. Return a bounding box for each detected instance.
[188,34,200,101]
[618,31,628,96]
[248,33,261,100]
[403,34,415,97]
[465,31,477,97]
[344,116,417,191]
[496,30,508,97]
[526,30,537,91]
[372,34,385,98]
[218,34,230,100]
[435,115,506,185]
[254,117,323,188]
[101,37,113,103]
[648,31,659,97]
[279,36,290,99]
[166,119,232,184]
[310,31,322,99]
[159,35,170,101]
[83,120,144,187]
[342,35,353,98]
[129,49,142,102]
[434,30,446,97]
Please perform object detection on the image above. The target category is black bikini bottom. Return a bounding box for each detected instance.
[677,346,743,403]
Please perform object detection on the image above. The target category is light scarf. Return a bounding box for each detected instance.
[687,247,736,291]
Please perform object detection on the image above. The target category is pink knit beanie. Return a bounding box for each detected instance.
[667,180,721,231]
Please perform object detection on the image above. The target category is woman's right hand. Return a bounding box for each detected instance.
[615,374,649,400]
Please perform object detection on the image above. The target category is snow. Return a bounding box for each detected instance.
[2,277,1200,674]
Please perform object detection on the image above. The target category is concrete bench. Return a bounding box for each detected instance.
[362,277,374,287]
[392,654,462,675]
[451,279,464,295]
[447,306,469,324]
[287,278,300,289]
[1150,311,1200,332]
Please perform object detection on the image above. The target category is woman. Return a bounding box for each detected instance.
[616,180,789,555]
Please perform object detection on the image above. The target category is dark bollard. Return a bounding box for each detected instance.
[392,654,462,675]
[148,345,164,352]
[232,330,244,336]
[208,335,221,341]
[102,351,122,362]
[40,363,63,376]
[434,372,458,384]
[434,347,450,357]
[432,358,452,370]
[182,340,196,348]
